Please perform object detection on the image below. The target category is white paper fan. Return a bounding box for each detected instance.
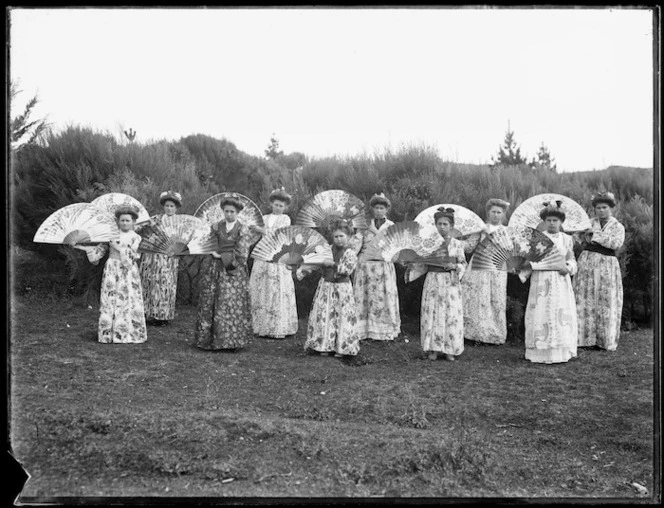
[90,192,151,224]
[137,214,209,256]
[508,193,591,233]
[414,204,485,238]
[194,192,264,245]
[33,203,120,245]
[470,226,560,272]
[294,190,368,230]
[251,226,329,265]
[360,221,443,263]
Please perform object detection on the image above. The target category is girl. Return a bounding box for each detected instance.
[195,194,253,350]
[522,201,578,364]
[419,207,467,361]
[139,190,182,326]
[352,193,401,341]
[297,219,360,358]
[462,198,510,345]
[249,188,298,338]
[76,206,147,343]
[574,191,625,351]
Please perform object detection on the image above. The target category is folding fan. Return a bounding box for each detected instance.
[414,204,485,238]
[33,203,120,245]
[251,226,329,265]
[360,221,443,263]
[301,243,334,266]
[508,193,591,233]
[90,192,151,224]
[194,192,265,244]
[294,190,368,230]
[469,226,564,272]
[137,214,210,256]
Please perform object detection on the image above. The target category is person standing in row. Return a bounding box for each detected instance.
[419,207,467,361]
[298,219,360,358]
[521,201,578,364]
[140,190,182,327]
[76,206,148,344]
[249,188,298,339]
[195,194,253,351]
[352,193,401,341]
[462,198,510,345]
[574,191,625,351]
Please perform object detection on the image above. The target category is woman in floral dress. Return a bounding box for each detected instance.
[352,193,401,341]
[139,190,182,327]
[521,201,578,364]
[574,191,625,351]
[419,207,467,361]
[195,194,253,351]
[461,198,510,345]
[249,188,298,338]
[297,219,360,358]
[76,206,147,343]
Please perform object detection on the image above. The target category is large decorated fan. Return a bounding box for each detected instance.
[194,192,264,244]
[33,203,120,245]
[295,190,368,230]
[251,226,329,265]
[508,193,591,233]
[90,193,151,224]
[137,214,211,256]
[470,226,565,272]
[360,221,443,263]
[414,204,485,238]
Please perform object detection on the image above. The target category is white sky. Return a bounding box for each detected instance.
[9,7,655,172]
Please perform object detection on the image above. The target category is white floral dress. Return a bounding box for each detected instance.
[461,224,508,344]
[249,213,298,337]
[299,246,360,356]
[139,214,179,321]
[352,218,401,341]
[85,231,148,344]
[524,232,578,363]
[573,217,625,350]
[420,238,467,356]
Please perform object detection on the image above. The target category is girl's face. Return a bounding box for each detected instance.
[487,206,504,226]
[544,216,562,233]
[271,199,286,215]
[117,214,136,232]
[332,230,348,247]
[372,204,387,220]
[594,203,612,220]
[163,200,178,216]
[223,205,238,222]
[436,216,453,238]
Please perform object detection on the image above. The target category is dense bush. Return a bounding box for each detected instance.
[11,130,654,329]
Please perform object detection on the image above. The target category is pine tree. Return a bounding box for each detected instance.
[530,142,557,172]
[10,80,49,150]
[491,126,527,167]
[264,133,283,160]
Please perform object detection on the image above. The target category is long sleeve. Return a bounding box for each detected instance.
[591,218,625,251]
[84,243,109,265]
[233,224,251,268]
[121,233,142,266]
[336,249,358,276]
[563,234,577,276]
[451,239,468,280]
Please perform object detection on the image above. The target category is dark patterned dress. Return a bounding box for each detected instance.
[194,219,253,350]
[139,215,179,321]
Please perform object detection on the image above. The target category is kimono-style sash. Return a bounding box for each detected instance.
[584,243,616,257]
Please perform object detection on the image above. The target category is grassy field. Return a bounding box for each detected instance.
[9,290,656,502]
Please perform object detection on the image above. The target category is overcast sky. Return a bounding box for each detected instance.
[9,7,654,172]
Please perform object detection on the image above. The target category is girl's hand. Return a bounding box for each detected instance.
[211,251,222,259]
[558,266,570,276]
[322,260,335,267]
